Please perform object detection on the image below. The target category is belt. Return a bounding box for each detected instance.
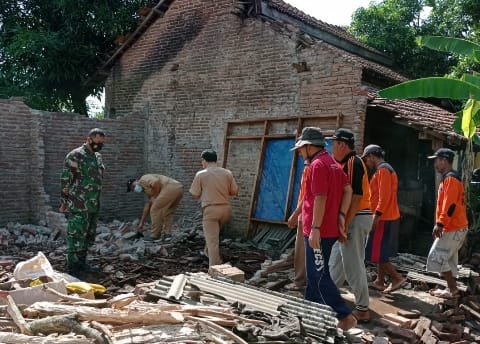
[356,209,372,216]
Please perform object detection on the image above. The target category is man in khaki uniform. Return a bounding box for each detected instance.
[190,149,239,266]
[127,174,183,240]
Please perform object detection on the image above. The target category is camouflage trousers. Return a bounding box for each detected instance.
[66,212,98,270]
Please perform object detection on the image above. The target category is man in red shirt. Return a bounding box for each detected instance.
[362,144,405,294]
[426,148,468,299]
[291,127,356,331]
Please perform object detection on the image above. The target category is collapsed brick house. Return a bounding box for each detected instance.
[92,0,469,251]
[0,0,467,253]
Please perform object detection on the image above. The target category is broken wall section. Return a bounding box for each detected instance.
[0,98,147,226]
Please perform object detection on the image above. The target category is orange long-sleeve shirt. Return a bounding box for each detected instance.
[436,172,468,232]
[369,162,400,221]
[297,165,309,205]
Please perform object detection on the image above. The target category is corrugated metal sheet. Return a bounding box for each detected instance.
[149,273,345,342]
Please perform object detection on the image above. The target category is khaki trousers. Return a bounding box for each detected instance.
[202,204,231,266]
[150,183,183,237]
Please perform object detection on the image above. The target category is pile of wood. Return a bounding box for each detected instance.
[361,296,480,343]
[0,289,272,344]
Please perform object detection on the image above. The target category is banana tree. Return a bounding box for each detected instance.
[378,35,480,234]
[380,36,480,142]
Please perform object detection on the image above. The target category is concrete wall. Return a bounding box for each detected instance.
[104,0,369,235]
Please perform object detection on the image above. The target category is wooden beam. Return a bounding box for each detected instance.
[5,295,32,335]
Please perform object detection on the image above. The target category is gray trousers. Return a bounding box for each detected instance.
[329,214,373,311]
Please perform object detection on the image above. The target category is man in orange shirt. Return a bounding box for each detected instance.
[426,148,468,299]
[362,144,405,294]
[285,145,309,291]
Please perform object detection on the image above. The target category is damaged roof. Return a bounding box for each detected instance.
[95,0,460,140]
[367,90,463,143]
[94,0,402,81]
[265,0,387,59]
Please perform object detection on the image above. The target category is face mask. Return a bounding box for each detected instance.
[90,141,103,152]
[134,185,143,193]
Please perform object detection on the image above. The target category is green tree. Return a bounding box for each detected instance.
[0,0,148,115]
[349,0,479,78]
[378,36,480,234]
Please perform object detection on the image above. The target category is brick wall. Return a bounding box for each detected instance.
[0,98,146,226]
[104,0,369,236]
[0,99,39,224]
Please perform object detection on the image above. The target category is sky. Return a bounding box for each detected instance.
[283,0,379,26]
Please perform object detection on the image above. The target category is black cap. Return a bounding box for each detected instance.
[126,178,136,192]
[361,144,384,158]
[427,148,454,163]
[201,149,217,162]
[330,128,355,144]
[290,127,325,150]
[88,128,105,137]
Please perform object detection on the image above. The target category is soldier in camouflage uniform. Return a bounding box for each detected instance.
[60,128,106,276]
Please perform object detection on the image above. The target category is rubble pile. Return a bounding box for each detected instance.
[0,212,266,295]
[1,213,480,343]
[248,250,480,343]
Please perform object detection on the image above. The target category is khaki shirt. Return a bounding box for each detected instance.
[138,174,182,198]
[190,165,238,208]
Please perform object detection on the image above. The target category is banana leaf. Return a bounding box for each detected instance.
[378,77,480,100]
[417,36,480,61]
[462,99,479,138]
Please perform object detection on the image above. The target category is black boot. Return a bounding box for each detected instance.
[67,263,86,280]
[78,254,101,273]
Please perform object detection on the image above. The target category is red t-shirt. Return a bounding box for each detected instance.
[302,150,349,238]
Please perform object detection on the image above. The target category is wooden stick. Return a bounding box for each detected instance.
[90,321,114,344]
[0,331,93,343]
[460,304,480,321]
[5,295,32,335]
[186,316,248,344]
[205,333,229,344]
[25,301,184,325]
[43,286,109,307]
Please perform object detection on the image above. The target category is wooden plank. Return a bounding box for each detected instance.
[5,295,32,335]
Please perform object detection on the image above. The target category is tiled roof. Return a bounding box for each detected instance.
[93,0,407,85]
[262,0,408,84]
[266,0,383,56]
[367,90,464,142]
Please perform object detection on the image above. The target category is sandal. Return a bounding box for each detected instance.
[285,282,304,291]
[382,278,406,294]
[429,288,460,299]
[368,282,386,291]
